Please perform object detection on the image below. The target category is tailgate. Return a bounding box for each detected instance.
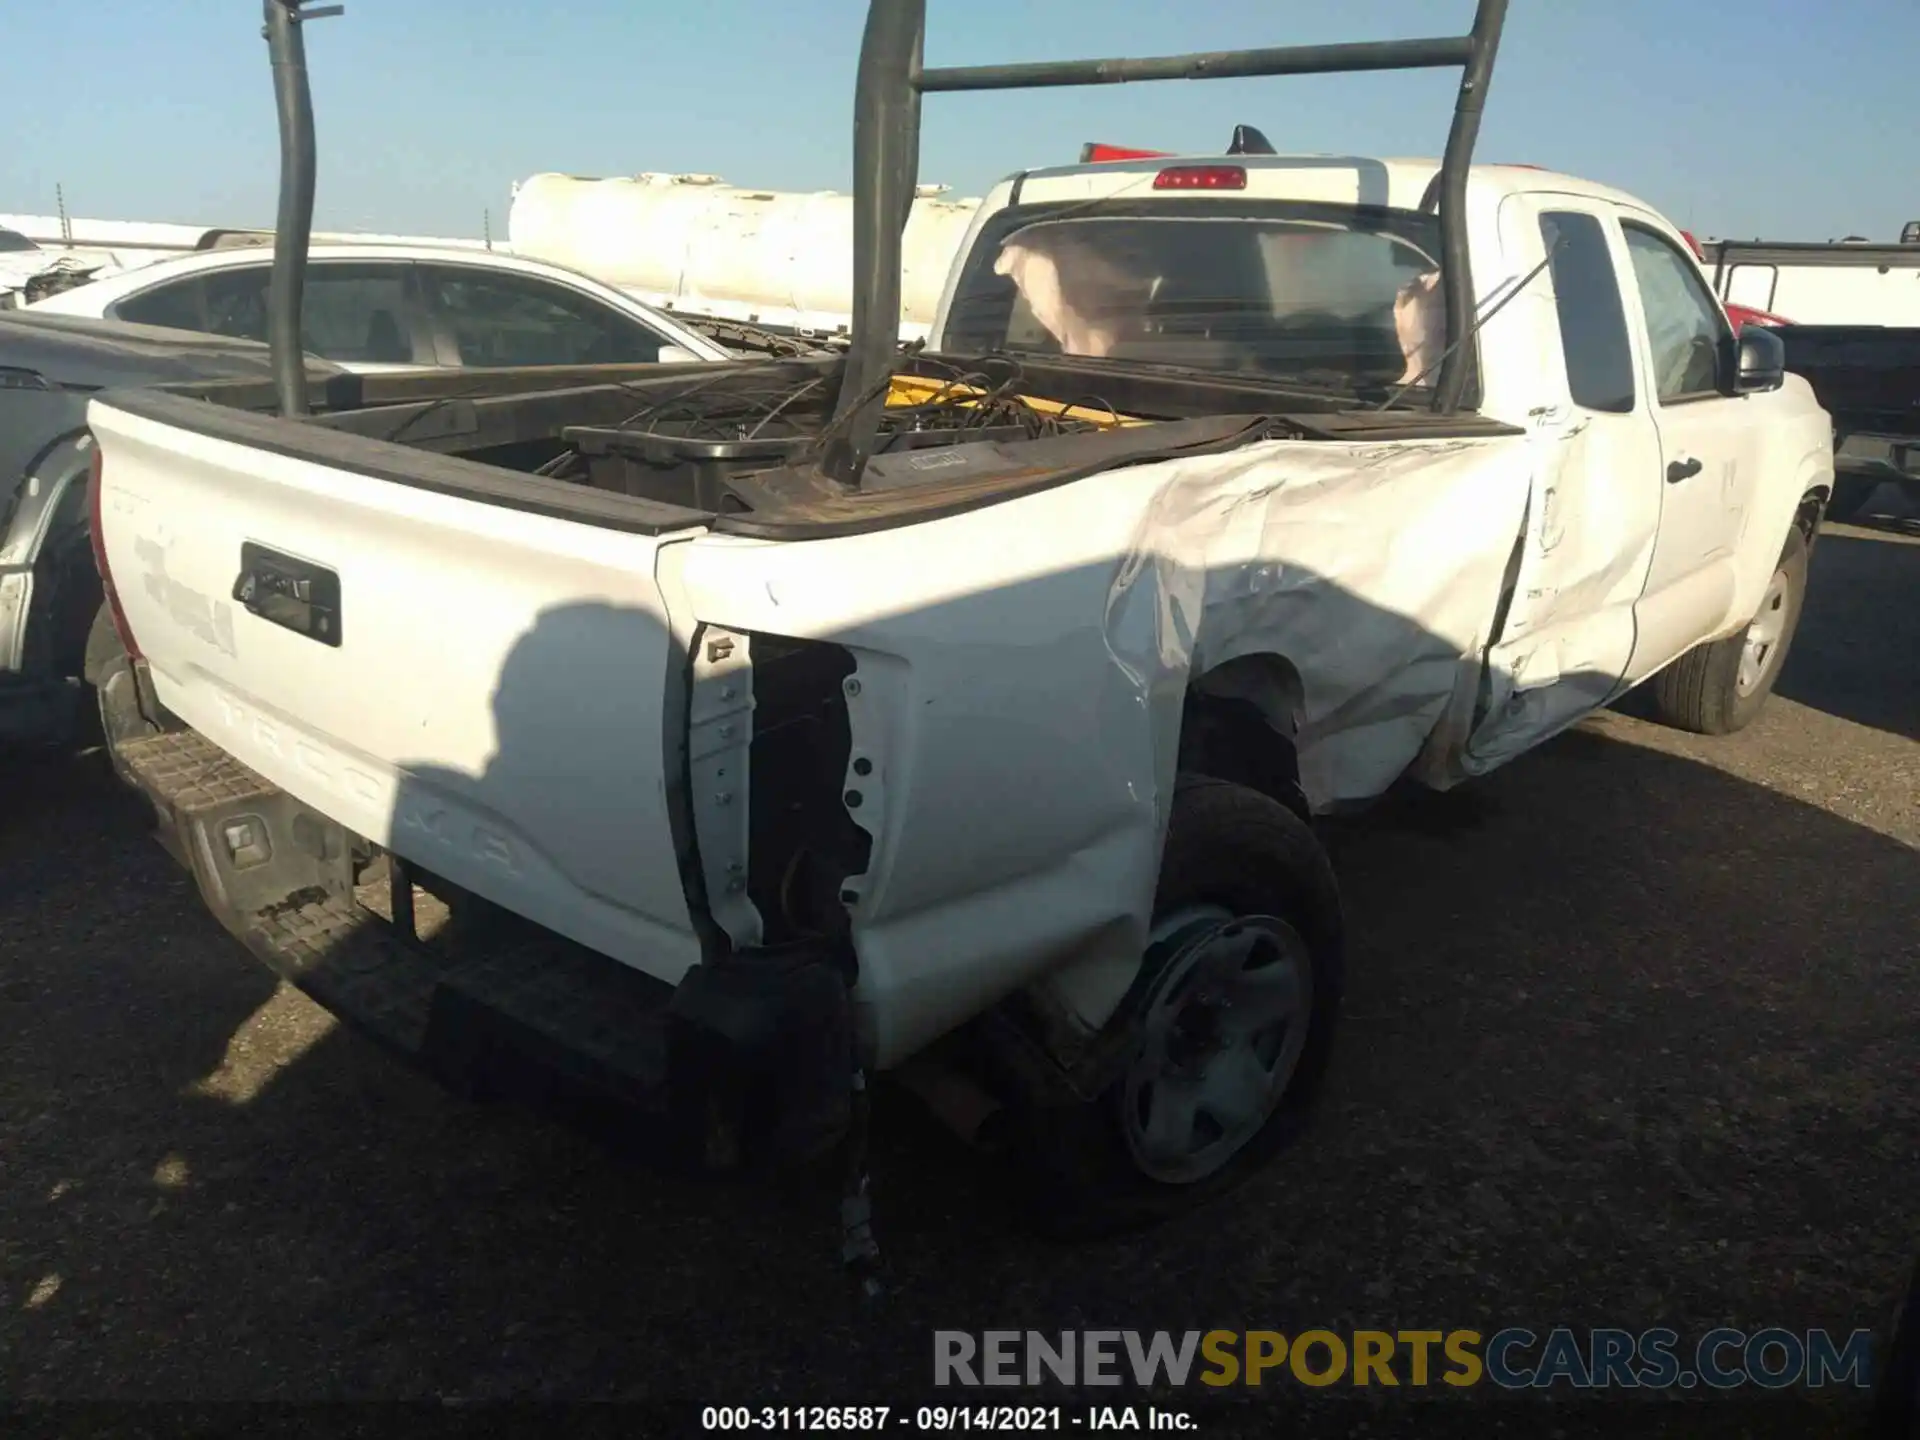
[88,394,710,983]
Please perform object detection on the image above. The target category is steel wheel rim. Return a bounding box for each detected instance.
[1737,566,1791,697]
[1120,905,1314,1185]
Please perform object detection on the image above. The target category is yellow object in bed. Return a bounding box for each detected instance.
[884,373,1148,428]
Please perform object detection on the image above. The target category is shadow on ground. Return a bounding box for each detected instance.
[1767,490,1920,743]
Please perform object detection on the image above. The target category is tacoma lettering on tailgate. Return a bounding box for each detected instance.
[136,535,237,658]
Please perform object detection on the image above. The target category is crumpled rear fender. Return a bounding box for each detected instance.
[671,433,1532,1066]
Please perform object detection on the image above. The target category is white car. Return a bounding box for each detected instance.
[26,241,733,370]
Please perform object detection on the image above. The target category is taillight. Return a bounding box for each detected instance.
[87,443,142,661]
[1153,165,1247,191]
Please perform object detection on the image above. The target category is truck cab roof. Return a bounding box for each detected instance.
[994,154,1665,220]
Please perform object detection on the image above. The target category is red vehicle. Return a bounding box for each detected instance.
[1722,302,1790,331]
[1680,230,1792,331]
[1079,143,1173,163]
[1081,124,1274,164]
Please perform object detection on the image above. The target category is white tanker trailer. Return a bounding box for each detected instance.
[506,171,982,347]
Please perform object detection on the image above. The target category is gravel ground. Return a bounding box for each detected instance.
[2,501,1917,1438]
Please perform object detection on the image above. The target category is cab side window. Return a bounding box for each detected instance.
[1622,223,1730,404]
[1539,210,1635,413]
[202,269,270,343]
[119,263,418,364]
[298,265,415,363]
[116,278,209,333]
[419,267,664,366]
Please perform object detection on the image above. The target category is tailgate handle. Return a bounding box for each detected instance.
[232,543,341,647]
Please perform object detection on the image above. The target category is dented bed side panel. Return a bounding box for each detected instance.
[675,434,1539,1065]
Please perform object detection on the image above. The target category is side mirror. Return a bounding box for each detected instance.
[656,343,705,365]
[1732,324,1785,394]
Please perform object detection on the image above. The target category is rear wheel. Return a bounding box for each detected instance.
[1648,526,1808,736]
[82,598,122,690]
[1008,775,1344,1236]
[86,600,163,770]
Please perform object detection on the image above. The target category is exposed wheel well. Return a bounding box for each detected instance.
[21,521,103,687]
[1796,487,1829,543]
[1177,653,1310,826]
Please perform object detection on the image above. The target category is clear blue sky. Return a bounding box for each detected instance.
[6,0,1916,243]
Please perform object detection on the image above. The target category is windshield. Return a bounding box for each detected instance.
[0,228,40,254]
[941,199,1449,395]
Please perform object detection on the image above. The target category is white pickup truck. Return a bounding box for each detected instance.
[81,4,1834,1239]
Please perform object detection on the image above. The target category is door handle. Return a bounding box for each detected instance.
[1666,455,1703,483]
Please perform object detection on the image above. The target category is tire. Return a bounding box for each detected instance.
[1824,474,1880,524]
[1648,525,1809,737]
[1005,774,1345,1237]
[86,599,164,765]
[82,598,122,688]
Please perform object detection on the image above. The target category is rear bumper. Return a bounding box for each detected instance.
[110,700,854,1166]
